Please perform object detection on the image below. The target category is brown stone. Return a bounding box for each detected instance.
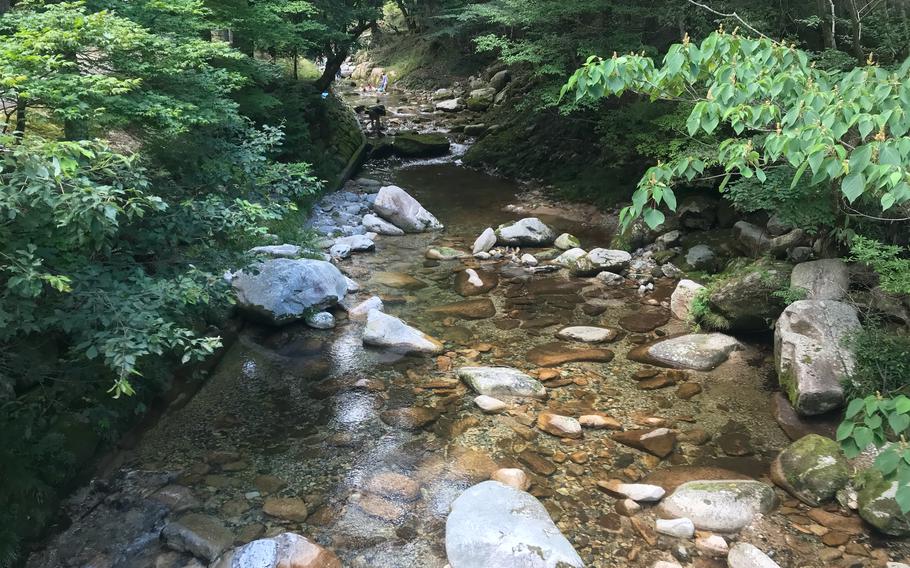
[637,374,679,390]
[427,298,496,320]
[771,392,838,441]
[821,531,849,547]
[356,494,408,523]
[454,269,498,297]
[615,499,641,517]
[537,369,561,381]
[526,343,615,367]
[379,407,438,430]
[677,383,703,399]
[263,498,309,522]
[579,414,622,430]
[372,272,427,290]
[518,449,557,476]
[679,427,711,445]
[363,472,421,502]
[491,468,531,491]
[612,428,676,458]
[273,532,342,568]
[806,509,864,535]
[618,310,670,332]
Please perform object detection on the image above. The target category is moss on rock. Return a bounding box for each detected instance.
[770,434,850,506]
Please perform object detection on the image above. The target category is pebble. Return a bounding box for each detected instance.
[655,517,695,539]
[695,534,728,557]
[491,468,531,491]
[474,395,507,413]
[727,543,781,568]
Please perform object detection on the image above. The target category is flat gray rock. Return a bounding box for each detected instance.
[571,248,632,276]
[645,333,741,371]
[457,366,547,399]
[556,326,617,343]
[362,310,443,355]
[775,300,859,415]
[161,513,233,563]
[445,481,583,568]
[232,259,349,325]
[659,480,778,533]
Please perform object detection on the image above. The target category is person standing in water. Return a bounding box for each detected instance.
[378,73,389,93]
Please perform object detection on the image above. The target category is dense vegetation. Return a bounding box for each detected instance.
[0,0,381,563]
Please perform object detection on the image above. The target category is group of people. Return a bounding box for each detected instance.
[361,72,390,94]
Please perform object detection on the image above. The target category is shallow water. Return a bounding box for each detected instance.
[29,135,803,568]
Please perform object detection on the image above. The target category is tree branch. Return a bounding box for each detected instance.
[684,0,779,43]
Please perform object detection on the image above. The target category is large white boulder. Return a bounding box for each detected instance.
[774,300,860,416]
[473,227,497,254]
[373,185,443,233]
[232,259,349,325]
[362,310,443,354]
[571,248,632,276]
[642,333,742,371]
[445,481,584,568]
[495,218,556,246]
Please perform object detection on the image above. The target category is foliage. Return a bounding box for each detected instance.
[724,167,838,234]
[843,323,910,400]
[771,285,808,305]
[849,236,910,295]
[838,394,910,513]
[687,287,730,331]
[565,30,910,231]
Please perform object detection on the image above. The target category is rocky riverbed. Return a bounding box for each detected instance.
[25,85,910,568]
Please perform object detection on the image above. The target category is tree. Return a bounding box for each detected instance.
[564,30,910,230]
[310,0,383,91]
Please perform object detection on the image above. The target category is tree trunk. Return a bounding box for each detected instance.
[394,0,419,33]
[315,49,347,92]
[846,1,865,64]
[292,50,299,81]
[817,0,837,49]
[14,97,26,140]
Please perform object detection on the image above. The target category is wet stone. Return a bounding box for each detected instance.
[537,412,583,439]
[355,494,409,523]
[518,449,557,476]
[427,298,496,320]
[619,310,670,332]
[526,343,615,367]
[161,513,234,563]
[263,497,309,522]
[380,406,439,430]
[363,471,421,502]
[612,428,677,458]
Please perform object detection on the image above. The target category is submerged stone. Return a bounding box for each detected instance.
[362,310,444,354]
[457,366,547,399]
[445,481,584,568]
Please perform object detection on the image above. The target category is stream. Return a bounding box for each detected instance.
[26,91,862,568]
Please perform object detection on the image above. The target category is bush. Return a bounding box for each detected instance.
[843,323,910,399]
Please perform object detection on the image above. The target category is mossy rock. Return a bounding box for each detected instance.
[703,258,792,332]
[770,434,850,506]
[391,133,451,158]
[858,467,910,536]
[467,96,492,112]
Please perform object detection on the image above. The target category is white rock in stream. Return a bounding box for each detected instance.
[495,217,556,246]
[457,366,547,399]
[445,481,584,568]
[671,279,705,321]
[520,253,538,266]
[553,247,586,268]
[334,234,375,251]
[556,326,617,343]
[362,309,443,354]
[362,213,405,236]
[346,296,384,319]
[554,233,581,250]
[659,480,778,533]
[305,312,335,329]
[474,395,507,413]
[473,227,497,254]
[373,185,443,233]
[232,259,349,325]
[656,518,695,539]
[644,333,742,371]
[727,543,781,568]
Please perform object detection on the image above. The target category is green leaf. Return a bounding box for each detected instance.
[889,412,910,435]
[853,426,874,450]
[841,172,866,203]
[642,208,665,229]
[846,398,865,418]
[896,396,910,414]
[836,420,855,441]
[876,449,902,476]
[897,484,910,515]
